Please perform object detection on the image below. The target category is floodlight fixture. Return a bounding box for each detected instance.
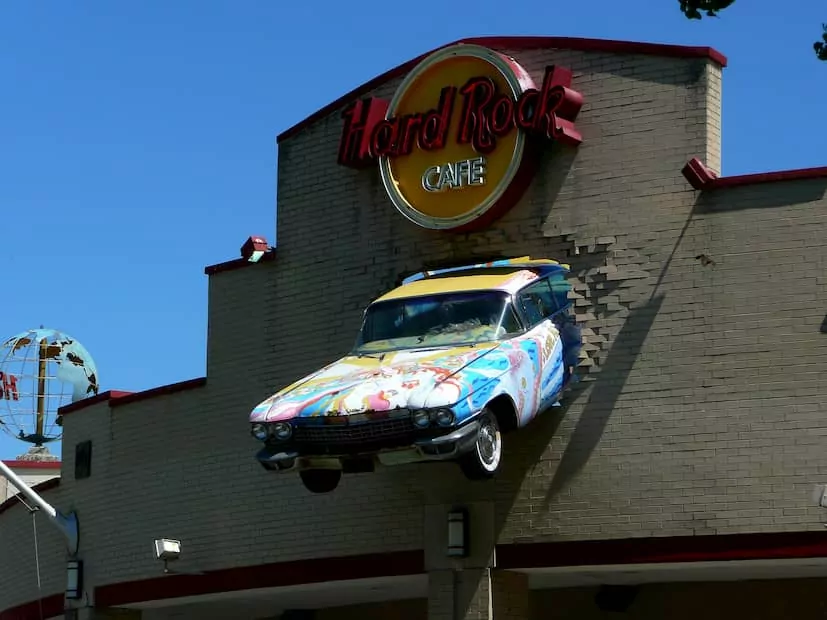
[241,236,269,263]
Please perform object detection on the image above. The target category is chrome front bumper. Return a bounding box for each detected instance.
[254,418,481,471]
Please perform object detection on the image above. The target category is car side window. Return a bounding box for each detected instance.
[500,304,523,335]
[517,279,557,328]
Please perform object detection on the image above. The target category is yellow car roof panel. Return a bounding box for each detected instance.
[374,270,540,303]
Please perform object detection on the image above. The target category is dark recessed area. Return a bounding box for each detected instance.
[75,440,92,480]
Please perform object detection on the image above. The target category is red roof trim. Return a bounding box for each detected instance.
[59,529,827,610]
[57,390,134,415]
[95,549,425,608]
[0,460,61,470]
[0,592,64,620]
[204,248,276,276]
[496,530,827,569]
[5,530,827,614]
[276,36,727,144]
[110,377,206,408]
[58,378,206,416]
[0,478,60,518]
[682,157,827,190]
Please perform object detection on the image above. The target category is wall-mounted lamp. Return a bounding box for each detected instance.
[66,559,83,600]
[813,484,827,508]
[241,236,269,263]
[447,508,469,558]
[154,538,182,573]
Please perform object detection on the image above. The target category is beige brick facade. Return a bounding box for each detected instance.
[2,36,826,619]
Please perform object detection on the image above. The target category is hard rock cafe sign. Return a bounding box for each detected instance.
[336,44,584,231]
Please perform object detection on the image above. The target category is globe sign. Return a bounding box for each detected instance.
[0,328,99,446]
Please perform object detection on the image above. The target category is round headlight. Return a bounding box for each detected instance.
[251,423,268,441]
[272,422,293,440]
[435,409,455,427]
[413,410,431,428]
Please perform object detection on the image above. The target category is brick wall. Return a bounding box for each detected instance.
[3,41,827,615]
[0,482,66,610]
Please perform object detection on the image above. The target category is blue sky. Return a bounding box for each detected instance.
[0,1,824,460]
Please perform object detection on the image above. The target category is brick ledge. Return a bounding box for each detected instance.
[682,157,827,190]
[58,377,207,416]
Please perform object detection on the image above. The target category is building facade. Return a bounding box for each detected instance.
[2,35,827,620]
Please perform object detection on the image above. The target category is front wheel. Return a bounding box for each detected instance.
[299,469,342,494]
[459,410,503,481]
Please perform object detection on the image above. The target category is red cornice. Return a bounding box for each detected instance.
[204,248,276,276]
[276,36,727,144]
[682,157,827,190]
[6,530,827,615]
[496,530,827,568]
[58,378,206,416]
[0,592,63,620]
[0,478,60,518]
[58,390,134,415]
[95,549,425,607]
[110,377,206,408]
[0,460,61,470]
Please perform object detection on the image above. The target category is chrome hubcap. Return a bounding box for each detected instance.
[477,421,501,470]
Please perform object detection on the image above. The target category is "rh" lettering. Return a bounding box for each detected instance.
[0,372,19,401]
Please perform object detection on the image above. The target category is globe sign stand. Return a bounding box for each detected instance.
[0,327,101,558]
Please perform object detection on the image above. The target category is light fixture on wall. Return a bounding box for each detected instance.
[66,559,83,600]
[241,235,270,263]
[447,508,469,558]
[154,538,182,573]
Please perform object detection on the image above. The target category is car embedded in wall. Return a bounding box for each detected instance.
[248,257,582,494]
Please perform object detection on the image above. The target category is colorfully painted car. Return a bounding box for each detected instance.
[249,257,582,493]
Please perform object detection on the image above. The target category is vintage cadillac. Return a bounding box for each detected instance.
[249,257,582,493]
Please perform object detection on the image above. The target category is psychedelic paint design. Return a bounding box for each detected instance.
[249,257,582,492]
[251,324,565,428]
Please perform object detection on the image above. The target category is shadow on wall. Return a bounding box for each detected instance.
[530,141,578,232]
[545,292,665,500]
[692,178,827,213]
[516,170,827,508]
[479,171,712,537]
[537,164,724,501]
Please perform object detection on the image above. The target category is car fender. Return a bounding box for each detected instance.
[431,346,537,425]
[445,332,554,427]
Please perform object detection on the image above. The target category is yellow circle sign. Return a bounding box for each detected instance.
[337,44,584,231]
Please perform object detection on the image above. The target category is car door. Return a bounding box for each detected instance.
[514,276,567,415]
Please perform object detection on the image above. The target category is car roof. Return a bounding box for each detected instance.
[372,257,570,304]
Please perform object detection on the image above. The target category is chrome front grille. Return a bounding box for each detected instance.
[293,417,415,446]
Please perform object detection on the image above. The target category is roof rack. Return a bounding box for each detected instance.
[401,257,570,285]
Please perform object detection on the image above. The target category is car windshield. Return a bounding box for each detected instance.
[354,290,522,354]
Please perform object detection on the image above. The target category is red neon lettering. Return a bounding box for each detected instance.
[456,77,498,154]
[531,65,583,146]
[337,97,390,169]
[0,372,19,401]
[418,86,455,151]
[336,64,583,166]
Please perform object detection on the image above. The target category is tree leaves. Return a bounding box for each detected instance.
[815,24,827,61]
[678,0,735,20]
[677,1,825,62]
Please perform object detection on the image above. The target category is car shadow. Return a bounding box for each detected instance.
[544,292,665,501]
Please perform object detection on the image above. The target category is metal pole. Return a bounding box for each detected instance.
[35,337,48,441]
[0,459,78,556]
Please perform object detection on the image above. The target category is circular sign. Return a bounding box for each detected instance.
[378,45,538,230]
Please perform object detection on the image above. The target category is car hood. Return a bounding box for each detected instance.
[250,343,507,422]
